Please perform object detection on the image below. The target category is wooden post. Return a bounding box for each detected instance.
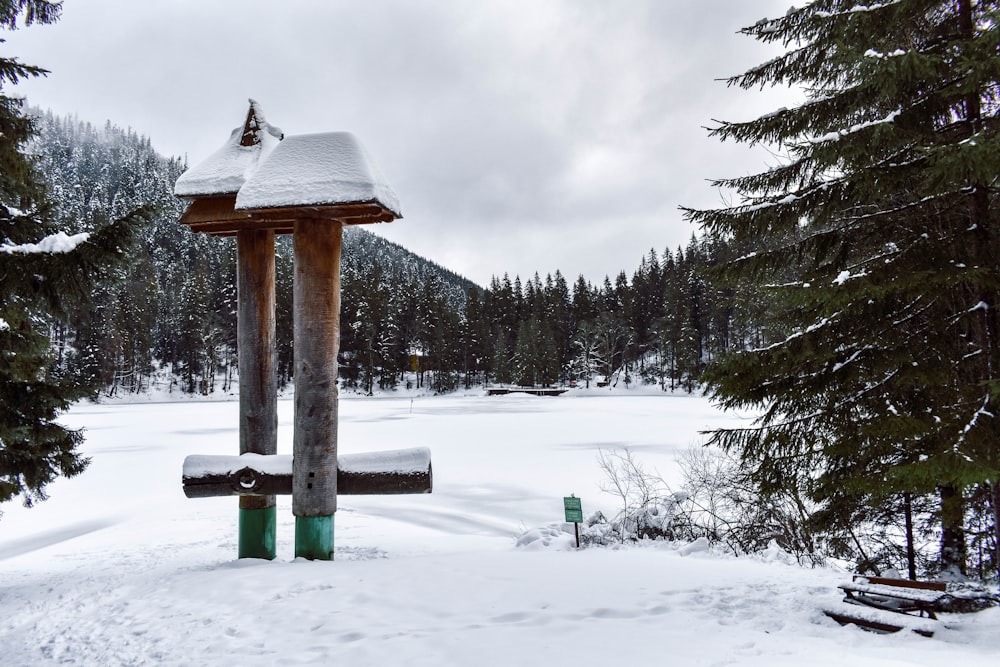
[292,218,342,560]
[236,229,278,559]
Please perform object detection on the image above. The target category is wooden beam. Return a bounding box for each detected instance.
[181,448,434,498]
[183,219,294,236]
[241,201,398,226]
[181,199,396,236]
[179,195,251,226]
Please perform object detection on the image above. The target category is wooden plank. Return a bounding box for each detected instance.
[860,576,947,592]
[292,218,342,517]
[241,202,398,226]
[183,219,294,236]
[840,583,948,605]
[823,605,938,637]
[237,229,277,512]
[824,610,906,634]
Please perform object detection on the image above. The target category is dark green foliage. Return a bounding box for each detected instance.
[684,0,1000,576]
[1,1,152,509]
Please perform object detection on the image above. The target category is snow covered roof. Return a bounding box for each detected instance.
[174,100,283,199]
[176,103,401,233]
[234,132,401,217]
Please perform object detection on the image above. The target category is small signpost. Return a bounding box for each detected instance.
[564,495,583,548]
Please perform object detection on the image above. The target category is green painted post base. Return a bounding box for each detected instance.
[238,506,277,560]
[295,515,334,560]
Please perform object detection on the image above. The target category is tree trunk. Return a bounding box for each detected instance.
[903,492,916,580]
[938,484,967,577]
[993,481,1000,581]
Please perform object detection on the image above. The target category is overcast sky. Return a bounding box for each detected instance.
[5,0,799,287]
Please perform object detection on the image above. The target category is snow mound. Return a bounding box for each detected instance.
[755,539,799,565]
[678,536,711,556]
[516,523,578,551]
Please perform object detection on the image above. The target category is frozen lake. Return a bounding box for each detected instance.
[0,391,996,665]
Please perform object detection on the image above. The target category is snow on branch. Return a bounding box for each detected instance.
[807,110,901,144]
[813,1,903,19]
[953,395,994,463]
[864,48,907,59]
[752,311,842,353]
[0,231,90,255]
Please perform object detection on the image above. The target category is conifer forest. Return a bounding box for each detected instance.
[30,110,753,401]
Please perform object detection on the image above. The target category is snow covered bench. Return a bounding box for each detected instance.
[824,576,950,636]
[838,576,949,619]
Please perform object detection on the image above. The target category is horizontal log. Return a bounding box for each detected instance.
[182,448,432,499]
[180,199,395,236]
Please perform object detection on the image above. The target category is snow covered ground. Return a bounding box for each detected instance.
[0,390,997,665]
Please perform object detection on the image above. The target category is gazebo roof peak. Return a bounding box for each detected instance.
[240,99,283,147]
[174,99,284,199]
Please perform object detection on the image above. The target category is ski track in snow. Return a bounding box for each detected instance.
[0,392,997,666]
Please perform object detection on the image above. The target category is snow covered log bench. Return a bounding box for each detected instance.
[182,447,432,498]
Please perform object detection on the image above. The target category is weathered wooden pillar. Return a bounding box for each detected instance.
[237,228,278,559]
[292,218,342,560]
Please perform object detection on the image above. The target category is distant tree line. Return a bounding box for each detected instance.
[449,236,774,395]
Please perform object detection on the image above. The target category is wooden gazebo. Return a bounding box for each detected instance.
[175,101,429,561]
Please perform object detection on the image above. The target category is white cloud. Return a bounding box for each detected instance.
[5,0,799,285]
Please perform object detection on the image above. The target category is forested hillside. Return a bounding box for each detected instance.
[30,110,767,397]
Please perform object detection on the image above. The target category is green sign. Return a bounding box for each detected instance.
[564,496,583,523]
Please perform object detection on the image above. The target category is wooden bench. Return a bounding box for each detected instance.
[839,576,949,619]
[824,576,949,637]
[824,575,999,637]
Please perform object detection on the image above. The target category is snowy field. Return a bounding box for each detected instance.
[0,390,997,666]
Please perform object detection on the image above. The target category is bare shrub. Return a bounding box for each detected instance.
[596,448,691,543]
[677,446,821,565]
[594,446,821,565]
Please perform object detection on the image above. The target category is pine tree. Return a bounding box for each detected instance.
[461,288,489,388]
[0,1,149,510]
[684,0,1000,575]
[547,271,572,373]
